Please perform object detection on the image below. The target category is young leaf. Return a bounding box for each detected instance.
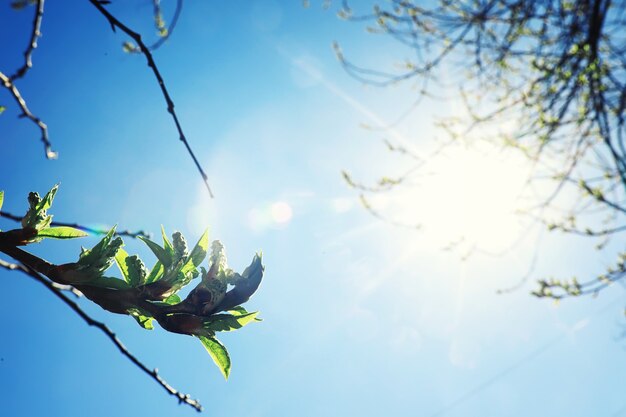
[139,236,172,267]
[115,248,131,283]
[161,225,174,257]
[198,336,231,380]
[163,293,181,305]
[228,306,249,315]
[38,185,59,212]
[21,185,59,230]
[129,309,154,330]
[76,227,124,276]
[228,306,262,321]
[0,190,4,211]
[203,311,260,333]
[181,229,209,275]
[37,226,89,239]
[145,261,164,283]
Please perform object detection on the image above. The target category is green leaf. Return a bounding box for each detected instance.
[203,311,260,332]
[115,248,131,283]
[228,306,248,315]
[145,261,163,283]
[77,227,122,275]
[21,185,59,231]
[228,306,262,321]
[129,309,154,330]
[37,184,58,213]
[37,226,88,239]
[198,336,231,380]
[161,225,174,257]
[182,229,209,275]
[163,293,181,305]
[0,106,6,114]
[139,236,172,267]
[0,190,4,211]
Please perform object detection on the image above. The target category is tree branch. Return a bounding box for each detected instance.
[87,0,214,198]
[10,0,45,82]
[0,258,82,297]
[0,258,203,412]
[0,70,57,159]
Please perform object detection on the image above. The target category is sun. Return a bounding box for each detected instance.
[369,141,534,253]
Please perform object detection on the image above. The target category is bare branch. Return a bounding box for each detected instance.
[87,0,214,198]
[0,258,82,297]
[0,71,57,159]
[10,0,45,82]
[336,0,626,297]
[0,258,203,412]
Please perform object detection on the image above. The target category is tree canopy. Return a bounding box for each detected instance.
[336,0,626,300]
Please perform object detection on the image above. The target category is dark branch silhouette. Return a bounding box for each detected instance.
[10,0,45,82]
[0,71,57,159]
[3,1,213,197]
[0,258,203,412]
[1,0,56,159]
[88,0,214,197]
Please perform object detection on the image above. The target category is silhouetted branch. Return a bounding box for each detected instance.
[0,71,57,159]
[0,258,82,297]
[10,0,45,82]
[0,211,148,239]
[0,257,203,412]
[87,0,214,198]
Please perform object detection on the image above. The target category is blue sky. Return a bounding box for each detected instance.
[2,1,626,416]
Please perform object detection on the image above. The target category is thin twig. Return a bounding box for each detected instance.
[0,211,149,239]
[87,0,214,198]
[0,258,203,412]
[10,0,45,82]
[0,258,82,297]
[0,71,57,159]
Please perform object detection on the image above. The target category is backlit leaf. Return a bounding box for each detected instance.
[198,336,231,379]
[139,236,172,267]
[37,226,89,239]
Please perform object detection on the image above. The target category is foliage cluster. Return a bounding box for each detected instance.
[0,186,263,379]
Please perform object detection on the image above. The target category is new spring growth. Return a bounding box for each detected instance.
[0,185,264,379]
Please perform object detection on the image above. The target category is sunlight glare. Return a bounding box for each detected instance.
[383,143,533,252]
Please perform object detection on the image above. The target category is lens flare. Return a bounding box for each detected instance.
[248,200,293,232]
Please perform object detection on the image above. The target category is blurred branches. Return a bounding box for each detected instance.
[335,0,626,299]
